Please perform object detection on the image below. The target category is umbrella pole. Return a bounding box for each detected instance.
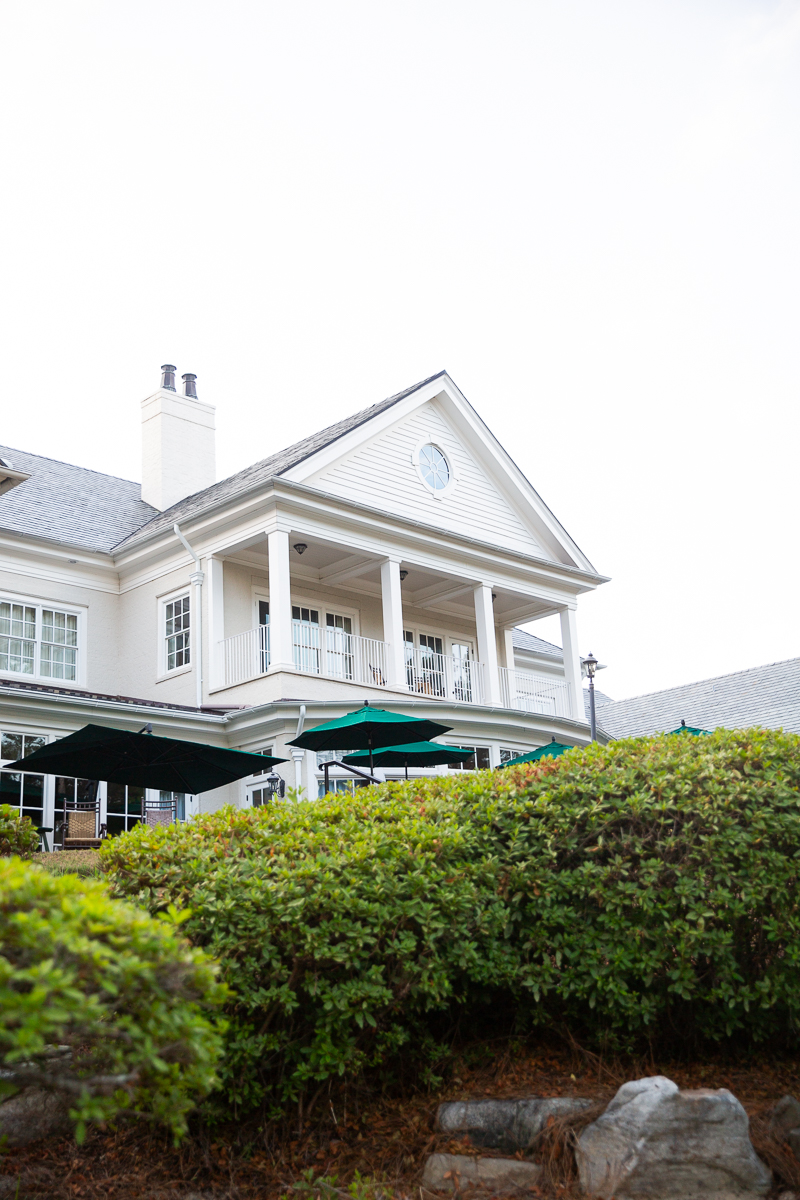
[369,738,374,776]
[404,759,408,780]
[323,762,330,796]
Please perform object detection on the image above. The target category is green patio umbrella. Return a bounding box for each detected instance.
[342,740,473,779]
[500,737,574,767]
[288,702,452,773]
[4,723,287,794]
[667,719,710,736]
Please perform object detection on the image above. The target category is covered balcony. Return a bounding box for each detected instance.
[207,526,585,721]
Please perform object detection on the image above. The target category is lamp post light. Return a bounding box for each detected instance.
[583,652,599,743]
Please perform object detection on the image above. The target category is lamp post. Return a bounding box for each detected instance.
[583,652,598,742]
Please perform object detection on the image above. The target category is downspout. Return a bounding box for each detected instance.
[291,704,306,798]
[174,524,204,711]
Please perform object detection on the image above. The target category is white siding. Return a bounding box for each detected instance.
[308,403,547,557]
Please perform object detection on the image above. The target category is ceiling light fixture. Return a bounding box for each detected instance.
[293,543,308,555]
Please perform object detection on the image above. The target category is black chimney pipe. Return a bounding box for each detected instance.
[182,373,198,399]
[160,364,177,391]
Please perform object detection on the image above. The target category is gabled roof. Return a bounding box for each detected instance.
[113,371,447,550]
[0,444,157,553]
[595,657,800,738]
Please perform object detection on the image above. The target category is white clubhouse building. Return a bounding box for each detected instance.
[0,367,606,835]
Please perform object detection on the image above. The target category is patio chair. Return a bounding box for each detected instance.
[144,794,177,828]
[58,791,106,850]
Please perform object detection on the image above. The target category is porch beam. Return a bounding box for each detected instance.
[318,555,377,587]
[406,579,474,609]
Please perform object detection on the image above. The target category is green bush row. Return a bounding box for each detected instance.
[0,804,40,857]
[0,857,226,1140]
[100,727,800,1118]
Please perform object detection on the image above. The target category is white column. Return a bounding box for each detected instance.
[267,530,294,672]
[380,558,406,690]
[560,607,585,723]
[292,749,305,797]
[502,627,517,708]
[474,583,501,706]
[207,556,225,691]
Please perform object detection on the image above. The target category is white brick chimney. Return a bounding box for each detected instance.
[141,365,216,511]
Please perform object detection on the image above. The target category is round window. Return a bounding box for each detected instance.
[418,444,450,491]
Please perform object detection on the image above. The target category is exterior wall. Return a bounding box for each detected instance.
[0,567,120,695]
[118,563,198,706]
[308,400,545,557]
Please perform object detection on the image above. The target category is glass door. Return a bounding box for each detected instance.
[325,612,353,679]
[258,600,270,672]
[292,606,320,673]
[451,642,473,702]
[419,634,445,696]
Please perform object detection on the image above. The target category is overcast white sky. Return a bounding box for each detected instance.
[1,0,798,701]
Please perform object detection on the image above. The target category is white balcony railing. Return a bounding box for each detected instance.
[405,648,486,705]
[220,623,389,688]
[223,624,270,686]
[499,667,572,717]
[292,621,389,687]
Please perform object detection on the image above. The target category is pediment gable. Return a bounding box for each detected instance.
[287,375,593,569]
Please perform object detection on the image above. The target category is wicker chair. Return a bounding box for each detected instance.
[145,795,177,828]
[59,794,106,849]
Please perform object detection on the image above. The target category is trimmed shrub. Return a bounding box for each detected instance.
[0,804,40,857]
[100,794,510,1116]
[0,857,227,1140]
[101,727,800,1117]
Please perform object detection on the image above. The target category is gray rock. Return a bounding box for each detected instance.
[772,1095,800,1142]
[436,1096,592,1152]
[576,1075,771,1199]
[422,1153,542,1193]
[0,1086,71,1147]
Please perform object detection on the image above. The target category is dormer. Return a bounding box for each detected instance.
[0,456,31,497]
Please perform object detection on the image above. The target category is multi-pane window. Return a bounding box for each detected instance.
[500,747,523,764]
[447,745,491,771]
[40,610,78,679]
[106,783,144,835]
[0,731,47,831]
[0,600,78,680]
[165,595,190,671]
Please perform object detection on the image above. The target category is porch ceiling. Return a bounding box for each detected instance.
[223,531,558,623]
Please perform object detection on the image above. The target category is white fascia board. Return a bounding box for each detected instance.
[280,372,598,575]
[0,531,120,595]
[223,696,600,746]
[112,474,606,604]
[0,683,228,739]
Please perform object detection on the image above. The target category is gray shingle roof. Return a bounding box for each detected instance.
[595,658,800,738]
[0,445,158,553]
[113,370,448,550]
[511,628,563,660]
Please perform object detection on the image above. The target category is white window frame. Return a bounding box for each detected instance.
[411,435,459,500]
[158,586,192,679]
[290,593,361,637]
[0,591,86,687]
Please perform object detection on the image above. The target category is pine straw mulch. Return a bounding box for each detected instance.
[4,1038,800,1199]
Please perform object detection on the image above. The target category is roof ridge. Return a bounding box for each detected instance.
[111,369,448,550]
[0,443,141,488]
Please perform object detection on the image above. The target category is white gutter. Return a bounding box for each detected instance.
[174,524,204,710]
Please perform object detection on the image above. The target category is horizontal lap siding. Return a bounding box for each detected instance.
[315,406,544,557]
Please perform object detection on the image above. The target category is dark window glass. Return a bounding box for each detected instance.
[0,771,21,802]
[107,782,126,813]
[1,733,22,762]
[447,746,491,771]
[259,601,269,625]
[24,735,47,756]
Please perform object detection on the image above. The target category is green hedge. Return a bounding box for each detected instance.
[100,727,800,1117]
[0,858,227,1140]
[0,804,40,857]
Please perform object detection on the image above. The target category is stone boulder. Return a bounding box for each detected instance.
[436,1096,592,1152]
[576,1075,771,1199]
[422,1153,542,1193]
[771,1095,800,1158]
[0,1086,72,1147]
